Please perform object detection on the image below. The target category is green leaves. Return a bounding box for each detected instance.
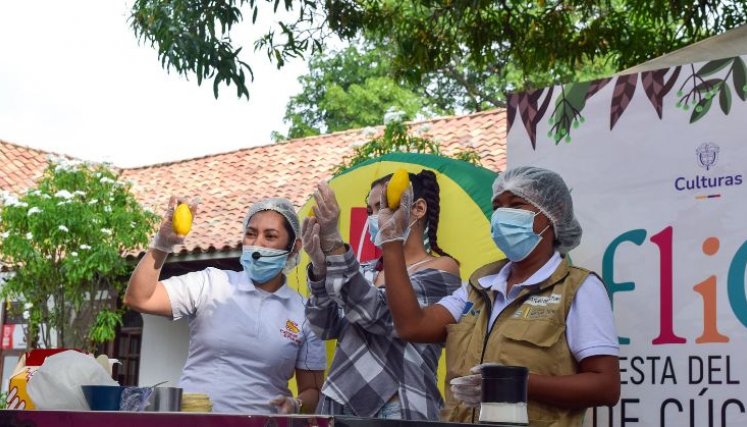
[130,0,747,102]
[673,57,747,123]
[0,159,160,350]
[333,108,480,174]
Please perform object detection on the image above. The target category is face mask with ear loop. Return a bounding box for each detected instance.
[490,208,550,262]
[240,245,290,283]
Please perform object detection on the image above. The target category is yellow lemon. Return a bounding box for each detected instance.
[386,168,410,209]
[172,203,193,236]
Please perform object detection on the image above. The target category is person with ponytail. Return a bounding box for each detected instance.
[303,170,461,420]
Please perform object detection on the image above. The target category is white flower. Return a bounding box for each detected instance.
[383,107,406,125]
[27,207,42,216]
[99,177,116,185]
[101,228,112,235]
[58,225,69,232]
[57,201,70,206]
[22,310,29,320]
[80,244,91,250]
[1,231,10,239]
[88,199,98,205]
[25,232,33,240]
[23,302,33,310]
[70,251,78,257]
[104,206,112,213]
[130,222,136,228]
[41,194,51,199]
[73,191,86,197]
[54,190,74,200]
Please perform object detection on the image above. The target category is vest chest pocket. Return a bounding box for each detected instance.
[499,318,565,349]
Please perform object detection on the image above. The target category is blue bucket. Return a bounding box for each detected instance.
[81,385,126,411]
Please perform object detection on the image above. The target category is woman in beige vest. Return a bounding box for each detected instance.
[376,166,620,427]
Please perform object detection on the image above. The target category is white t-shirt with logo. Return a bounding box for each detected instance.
[162,267,326,414]
[438,252,619,361]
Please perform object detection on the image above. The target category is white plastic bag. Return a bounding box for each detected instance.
[27,350,118,410]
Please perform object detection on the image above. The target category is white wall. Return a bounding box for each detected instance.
[138,314,189,387]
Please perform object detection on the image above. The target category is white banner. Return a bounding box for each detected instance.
[507,56,747,427]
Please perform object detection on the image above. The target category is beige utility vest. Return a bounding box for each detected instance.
[443,257,590,427]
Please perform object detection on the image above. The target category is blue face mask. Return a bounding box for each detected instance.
[240,245,290,284]
[367,214,380,246]
[490,208,549,262]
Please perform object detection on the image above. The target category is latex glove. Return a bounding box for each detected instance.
[302,216,326,278]
[312,182,344,253]
[374,184,413,246]
[150,196,198,253]
[269,395,302,414]
[450,363,505,408]
[449,373,482,407]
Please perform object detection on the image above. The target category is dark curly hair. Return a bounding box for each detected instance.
[369,169,457,261]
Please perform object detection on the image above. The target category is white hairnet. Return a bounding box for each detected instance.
[492,166,582,254]
[243,197,300,269]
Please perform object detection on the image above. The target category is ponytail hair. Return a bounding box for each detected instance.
[411,170,457,262]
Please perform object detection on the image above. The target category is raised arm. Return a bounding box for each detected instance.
[124,197,193,317]
[382,241,458,342]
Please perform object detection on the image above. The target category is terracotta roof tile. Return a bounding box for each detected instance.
[2,109,507,255]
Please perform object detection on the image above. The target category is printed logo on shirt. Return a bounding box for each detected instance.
[462,301,480,316]
[525,293,562,306]
[281,320,302,345]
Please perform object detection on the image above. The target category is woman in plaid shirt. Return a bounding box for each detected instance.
[303,170,461,420]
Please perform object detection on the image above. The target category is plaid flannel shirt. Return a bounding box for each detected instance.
[306,248,461,420]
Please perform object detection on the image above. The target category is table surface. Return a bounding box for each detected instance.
[0,411,499,427]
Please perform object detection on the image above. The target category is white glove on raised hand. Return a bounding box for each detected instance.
[374,184,414,246]
[150,196,197,253]
[302,217,326,278]
[311,182,345,254]
[269,395,302,414]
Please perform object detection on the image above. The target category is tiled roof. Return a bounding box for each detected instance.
[2,109,507,256]
[0,141,65,194]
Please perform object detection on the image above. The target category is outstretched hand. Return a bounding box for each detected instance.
[312,181,344,253]
[150,196,199,253]
[302,217,326,278]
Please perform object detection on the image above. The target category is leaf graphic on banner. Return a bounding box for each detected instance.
[719,82,732,114]
[733,57,747,101]
[585,78,611,100]
[641,70,666,118]
[536,85,554,128]
[696,57,734,77]
[610,74,637,129]
[514,87,554,149]
[662,66,682,95]
[694,78,722,93]
[549,82,590,144]
[690,94,714,123]
[507,93,519,134]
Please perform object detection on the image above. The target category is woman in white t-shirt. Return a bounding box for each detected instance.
[124,197,326,414]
